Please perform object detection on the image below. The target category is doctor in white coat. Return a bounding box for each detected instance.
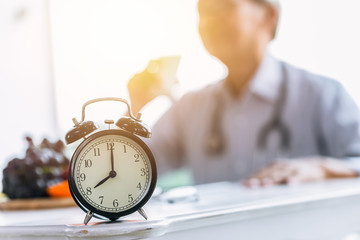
[128,0,360,186]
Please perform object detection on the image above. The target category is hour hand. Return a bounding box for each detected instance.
[94,171,117,188]
[94,175,111,188]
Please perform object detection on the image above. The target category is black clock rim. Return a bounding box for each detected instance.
[68,129,157,221]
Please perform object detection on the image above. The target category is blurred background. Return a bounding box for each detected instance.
[1,0,360,189]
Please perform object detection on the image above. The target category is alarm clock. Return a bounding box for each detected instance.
[65,97,157,225]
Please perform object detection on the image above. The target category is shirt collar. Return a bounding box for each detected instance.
[217,53,283,103]
[248,54,283,102]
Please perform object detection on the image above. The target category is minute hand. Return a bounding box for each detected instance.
[94,147,117,189]
[111,147,114,171]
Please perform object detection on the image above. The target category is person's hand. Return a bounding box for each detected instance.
[127,70,163,115]
[243,156,358,187]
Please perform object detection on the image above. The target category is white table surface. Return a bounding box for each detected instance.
[1,179,360,240]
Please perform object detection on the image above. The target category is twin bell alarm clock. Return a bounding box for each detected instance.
[65,97,157,225]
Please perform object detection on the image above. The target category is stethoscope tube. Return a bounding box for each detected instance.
[205,90,226,155]
[257,64,291,152]
[205,63,290,156]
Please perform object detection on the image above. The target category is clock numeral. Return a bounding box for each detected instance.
[134,154,140,162]
[86,187,92,195]
[79,173,86,181]
[84,159,92,168]
[136,182,142,190]
[128,194,133,203]
[113,199,119,207]
[107,143,115,151]
[93,148,100,156]
[99,196,104,204]
[140,168,146,176]
[123,145,127,153]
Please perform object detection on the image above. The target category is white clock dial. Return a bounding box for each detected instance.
[73,134,152,212]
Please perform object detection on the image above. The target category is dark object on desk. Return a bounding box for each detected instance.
[2,137,69,199]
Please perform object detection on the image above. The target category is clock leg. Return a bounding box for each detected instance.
[84,211,94,225]
[138,208,148,220]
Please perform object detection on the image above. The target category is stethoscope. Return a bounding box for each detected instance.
[205,64,291,159]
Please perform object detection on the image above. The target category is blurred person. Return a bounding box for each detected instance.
[128,0,360,186]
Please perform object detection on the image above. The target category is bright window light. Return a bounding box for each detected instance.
[50,0,360,134]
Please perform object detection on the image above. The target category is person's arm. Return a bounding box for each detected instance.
[127,58,186,175]
[127,71,163,116]
[316,81,360,161]
[244,81,360,187]
[128,57,180,115]
[146,96,189,175]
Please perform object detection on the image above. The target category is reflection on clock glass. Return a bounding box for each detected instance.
[74,135,151,212]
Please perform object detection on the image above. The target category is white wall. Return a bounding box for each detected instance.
[0,0,57,170]
[270,0,360,100]
[49,0,206,132]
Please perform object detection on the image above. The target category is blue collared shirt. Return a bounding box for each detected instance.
[149,54,360,184]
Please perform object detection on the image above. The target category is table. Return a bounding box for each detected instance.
[1,179,360,240]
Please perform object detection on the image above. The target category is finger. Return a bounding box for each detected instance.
[261,164,294,185]
[245,161,294,187]
[251,164,281,179]
[267,168,289,184]
[259,177,275,187]
[242,178,261,188]
[284,176,300,185]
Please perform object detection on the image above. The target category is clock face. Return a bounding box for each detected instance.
[69,130,156,219]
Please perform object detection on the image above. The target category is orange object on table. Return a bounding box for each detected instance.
[47,180,72,198]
